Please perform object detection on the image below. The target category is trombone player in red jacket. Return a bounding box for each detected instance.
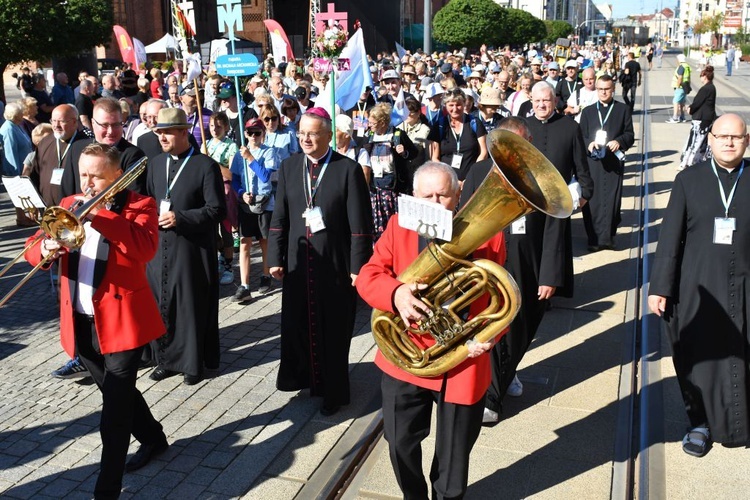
[25,143,168,499]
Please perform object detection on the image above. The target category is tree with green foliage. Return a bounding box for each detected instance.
[504,9,547,46]
[433,0,508,48]
[703,12,725,48]
[544,19,574,43]
[0,0,112,102]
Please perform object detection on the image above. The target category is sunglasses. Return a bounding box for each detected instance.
[446,89,465,97]
[247,130,263,137]
[263,116,279,122]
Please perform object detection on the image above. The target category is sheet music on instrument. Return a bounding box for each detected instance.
[2,176,46,209]
[397,194,453,241]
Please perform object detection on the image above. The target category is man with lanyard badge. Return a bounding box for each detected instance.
[579,74,635,251]
[146,108,226,386]
[649,114,750,457]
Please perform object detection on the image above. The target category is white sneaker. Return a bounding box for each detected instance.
[507,374,523,397]
[482,407,499,424]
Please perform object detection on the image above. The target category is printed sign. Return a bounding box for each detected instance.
[216,54,260,76]
[313,58,351,73]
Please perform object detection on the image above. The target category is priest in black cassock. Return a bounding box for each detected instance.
[579,75,635,251]
[60,97,147,197]
[145,108,226,386]
[649,113,750,457]
[268,108,373,416]
[468,85,592,423]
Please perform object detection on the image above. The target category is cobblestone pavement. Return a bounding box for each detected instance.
[0,179,379,499]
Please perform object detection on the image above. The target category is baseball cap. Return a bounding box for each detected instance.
[440,62,452,74]
[245,118,264,130]
[564,60,578,69]
[548,62,560,70]
[216,83,236,100]
[380,69,400,81]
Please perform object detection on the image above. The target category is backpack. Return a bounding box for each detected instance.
[436,113,479,141]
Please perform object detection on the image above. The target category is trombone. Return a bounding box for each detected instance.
[0,158,147,307]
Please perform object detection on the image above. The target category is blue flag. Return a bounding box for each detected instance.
[335,28,374,112]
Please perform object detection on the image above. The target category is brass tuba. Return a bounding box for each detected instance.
[371,130,573,377]
[0,158,148,307]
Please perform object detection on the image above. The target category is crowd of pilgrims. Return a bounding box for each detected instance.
[2,39,641,373]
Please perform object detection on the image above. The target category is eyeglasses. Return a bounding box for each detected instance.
[263,116,279,122]
[297,132,321,139]
[247,130,263,137]
[596,87,614,92]
[92,118,123,130]
[711,133,747,142]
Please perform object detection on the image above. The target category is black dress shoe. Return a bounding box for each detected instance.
[125,439,168,472]
[587,245,602,252]
[183,373,202,385]
[320,404,340,416]
[149,367,177,381]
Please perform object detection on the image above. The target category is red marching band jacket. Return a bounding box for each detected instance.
[357,214,507,405]
[24,192,165,356]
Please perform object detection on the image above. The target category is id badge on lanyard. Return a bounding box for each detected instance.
[303,206,326,233]
[50,168,64,185]
[511,216,526,234]
[159,199,172,215]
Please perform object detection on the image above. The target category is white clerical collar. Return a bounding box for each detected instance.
[306,148,331,164]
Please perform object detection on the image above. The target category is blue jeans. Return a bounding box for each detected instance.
[727,61,733,76]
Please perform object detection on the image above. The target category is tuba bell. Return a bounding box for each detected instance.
[370,129,573,377]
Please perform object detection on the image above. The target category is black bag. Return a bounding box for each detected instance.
[618,70,631,86]
[683,81,692,94]
[247,194,269,214]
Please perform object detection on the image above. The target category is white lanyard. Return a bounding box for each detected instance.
[55,131,76,167]
[303,149,332,207]
[711,159,745,218]
[165,148,194,199]
[596,101,615,128]
[189,112,198,135]
[566,79,576,96]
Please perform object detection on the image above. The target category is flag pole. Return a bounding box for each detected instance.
[331,64,336,150]
[193,77,207,152]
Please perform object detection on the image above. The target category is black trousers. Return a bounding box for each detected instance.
[381,372,484,500]
[485,297,547,413]
[74,313,165,499]
[622,85,637,111]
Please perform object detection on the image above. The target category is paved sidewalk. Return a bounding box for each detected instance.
[647,54,750,500]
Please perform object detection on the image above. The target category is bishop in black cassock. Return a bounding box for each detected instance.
[579,75,634,250]
[650,114,750,450]
[268,110,373,414]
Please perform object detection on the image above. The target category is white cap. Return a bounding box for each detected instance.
[380,69,400,81]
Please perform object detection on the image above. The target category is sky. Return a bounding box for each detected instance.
[606,0,672,19]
